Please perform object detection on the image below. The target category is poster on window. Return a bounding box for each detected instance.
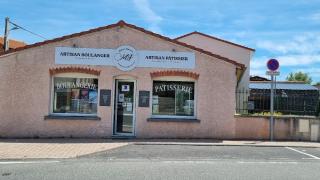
[89,91,97,103]
[126,103,133,112]
[71,89,80,99]
[118,94,125,102]
[53,77,98,114]
[152,81,195,116]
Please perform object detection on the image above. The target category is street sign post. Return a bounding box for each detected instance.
[266,71,280,76]
[266,59,280,141]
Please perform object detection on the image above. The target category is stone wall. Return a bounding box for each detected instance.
[235,115,320,141]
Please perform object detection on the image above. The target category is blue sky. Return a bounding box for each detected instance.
[1,0,320,83]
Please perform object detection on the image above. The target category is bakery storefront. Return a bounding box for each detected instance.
[0,21,245,138]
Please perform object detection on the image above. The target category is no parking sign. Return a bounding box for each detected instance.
[267,59,279,71]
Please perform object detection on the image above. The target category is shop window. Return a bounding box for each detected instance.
[152,81,195,117]
[52,77,98,114]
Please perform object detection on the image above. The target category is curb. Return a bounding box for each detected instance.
[132,142,320,148]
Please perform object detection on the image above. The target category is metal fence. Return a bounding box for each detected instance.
[236,89,320,116]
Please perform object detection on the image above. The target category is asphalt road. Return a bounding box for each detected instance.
[1,145,320,180]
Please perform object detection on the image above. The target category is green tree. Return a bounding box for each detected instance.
[286,71,312,84]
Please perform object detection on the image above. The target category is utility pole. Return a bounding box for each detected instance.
[3,17,10,51]
[2,17,47,51]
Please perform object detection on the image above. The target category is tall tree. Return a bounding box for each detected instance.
[286,72,312,84]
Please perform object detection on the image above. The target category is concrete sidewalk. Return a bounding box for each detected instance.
[0,139,128,160]
[0,139,319,160]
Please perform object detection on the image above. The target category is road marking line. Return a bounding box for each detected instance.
[162,161,217,164]
[237,161,297,164]
[268,158,289,160]
[285,147,320,160]
[160,160,297,164]
[0,161,60,164]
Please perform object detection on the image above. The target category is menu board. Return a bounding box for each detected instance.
[99,89,111,106]
[139,91,150,107]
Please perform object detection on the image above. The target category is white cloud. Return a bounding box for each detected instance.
[252,32,320,81]
[251,54,320,69]
[300,12,320,23]
[133,0,163,33]
[250,54,320,81]
[256,33,320,54]
[251,56,268,69]
[310,12,320,21]
[250,56,269,77]
[277,54,320,66]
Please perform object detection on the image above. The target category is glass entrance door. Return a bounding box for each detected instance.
[114,80,135,135]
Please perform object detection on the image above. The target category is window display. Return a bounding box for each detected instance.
[152,81,195,117]
[53,77,98,114]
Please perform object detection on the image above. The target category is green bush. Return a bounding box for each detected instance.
[252,112,283,116]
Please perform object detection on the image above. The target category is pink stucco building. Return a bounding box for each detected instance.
[0,21,254,138]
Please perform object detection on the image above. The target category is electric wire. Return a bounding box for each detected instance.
[9,20,47,40]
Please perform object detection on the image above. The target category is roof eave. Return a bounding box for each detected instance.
[175,31,255,52]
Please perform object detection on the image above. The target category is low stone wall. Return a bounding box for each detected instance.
[235,115,320,141]
[235,116,269,140]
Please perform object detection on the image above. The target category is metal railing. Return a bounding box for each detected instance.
[236,89,320,116]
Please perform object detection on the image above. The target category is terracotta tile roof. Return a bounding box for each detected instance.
[0,37,26,50]
[0,20,245,69]
[175,31,255,52]
[49,66,101,76]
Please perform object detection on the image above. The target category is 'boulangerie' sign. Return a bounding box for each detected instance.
[55,45,195,71]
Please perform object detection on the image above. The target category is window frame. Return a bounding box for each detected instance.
[151,76,197,119]
[50,72,99,117]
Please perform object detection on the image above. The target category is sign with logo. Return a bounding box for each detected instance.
[114,46,137,71]
[121,85,130,92]
[55,46,195,71]
[267,59,279,71]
